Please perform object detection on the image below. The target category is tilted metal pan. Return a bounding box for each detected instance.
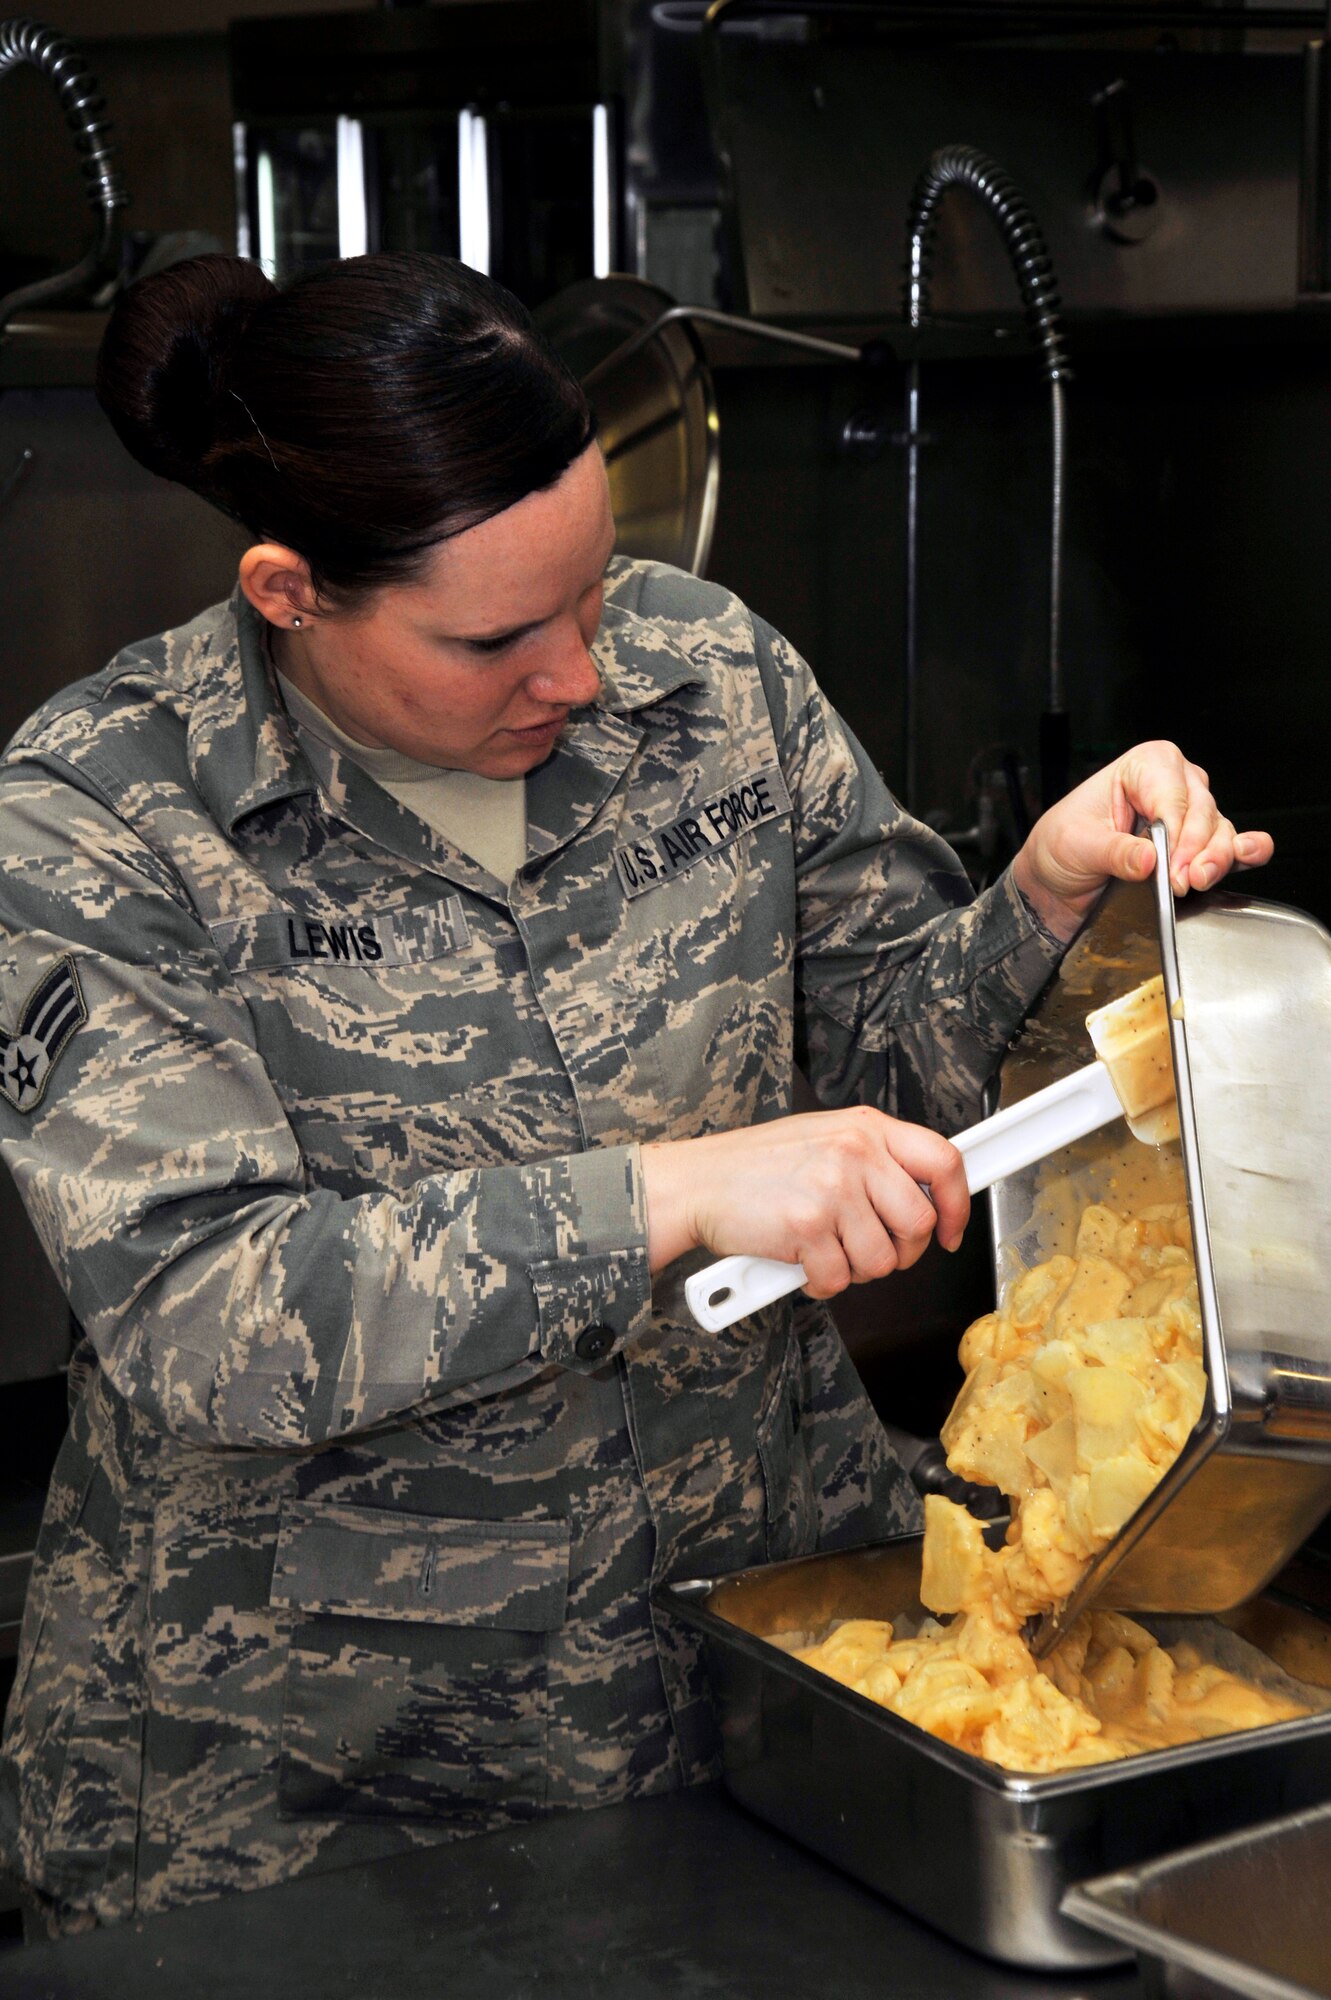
[989,823,1331,1648]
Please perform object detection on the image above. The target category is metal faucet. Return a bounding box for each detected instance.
[902,145,1072,811]
[0,19,128,337]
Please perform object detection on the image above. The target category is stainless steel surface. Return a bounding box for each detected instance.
[536,276,721,576]
[1066,1799,1331,1998]
[659,1536,1331,1971]
[990,829,1331,1643]
[701,30,1309,321]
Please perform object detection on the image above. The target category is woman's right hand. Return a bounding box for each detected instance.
[641,1107,970,1300]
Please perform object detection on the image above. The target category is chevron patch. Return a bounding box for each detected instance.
[0,956,87,1115]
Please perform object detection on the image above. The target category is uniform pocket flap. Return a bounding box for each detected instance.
[271,1502,570,1631]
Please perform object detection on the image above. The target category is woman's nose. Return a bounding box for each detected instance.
[527,632,602,709]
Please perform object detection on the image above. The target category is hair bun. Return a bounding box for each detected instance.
[96,254,276,487]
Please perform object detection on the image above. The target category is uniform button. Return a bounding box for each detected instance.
[575,1323,614,1362]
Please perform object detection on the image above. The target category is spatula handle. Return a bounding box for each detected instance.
[950,1058,1122,1195]
[683,1061,1124,1333]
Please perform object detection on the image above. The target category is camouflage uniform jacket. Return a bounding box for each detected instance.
[0,558,1063,1931]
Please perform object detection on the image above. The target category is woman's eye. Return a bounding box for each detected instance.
[464,633,518,657]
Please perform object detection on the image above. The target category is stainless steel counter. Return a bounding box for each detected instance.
[0,1785,1145,1999]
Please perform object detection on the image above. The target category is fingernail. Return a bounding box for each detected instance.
[1196,862,1216,889]
[1235,834,1256,859]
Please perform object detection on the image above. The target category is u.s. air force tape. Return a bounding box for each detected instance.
[614,763,792,899]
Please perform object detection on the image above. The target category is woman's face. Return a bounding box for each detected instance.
[255,443,616,780]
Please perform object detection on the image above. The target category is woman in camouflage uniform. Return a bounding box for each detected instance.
[0,253,1268,1933]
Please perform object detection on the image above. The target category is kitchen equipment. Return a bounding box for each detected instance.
[658,1535,1331,1970]
[993,825,1331,1650]
[1065,1799,1331,1997]
[535,275,720,576]
[901,143,1072,809]
[0,20,128,333]
[685,969,1176,1334]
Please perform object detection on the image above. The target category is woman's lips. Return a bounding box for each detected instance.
[504,715,567,743]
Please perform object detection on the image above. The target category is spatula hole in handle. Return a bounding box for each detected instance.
[707,1287,734,1311]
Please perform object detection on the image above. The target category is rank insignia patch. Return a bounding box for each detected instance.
[0,956,87,1115]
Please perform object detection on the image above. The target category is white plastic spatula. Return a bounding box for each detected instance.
[683,973,1176,1334]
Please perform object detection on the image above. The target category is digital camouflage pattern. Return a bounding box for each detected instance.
[0,559,1064,1933]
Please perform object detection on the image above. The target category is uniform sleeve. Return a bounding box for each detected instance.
[751,619,1066,1134]
[0,762,652,1452]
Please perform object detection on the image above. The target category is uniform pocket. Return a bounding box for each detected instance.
[271,1502,569,1826]
[756,1334,819,1564]
[41,1705,144,1921]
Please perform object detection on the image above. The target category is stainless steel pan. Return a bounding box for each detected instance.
[659,1538,1331,1970]
[991,825,1331,1647]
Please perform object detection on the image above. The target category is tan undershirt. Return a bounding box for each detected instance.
[278,672,527,884]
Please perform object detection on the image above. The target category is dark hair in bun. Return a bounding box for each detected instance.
[96,252,595,603]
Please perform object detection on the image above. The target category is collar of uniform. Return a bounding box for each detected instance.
[188,592,319,835]
[590,593,706,715]
[524,704,644,866]
[294,726,515,901]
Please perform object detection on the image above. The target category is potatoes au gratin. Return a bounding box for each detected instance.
[795,1195,1308,1771]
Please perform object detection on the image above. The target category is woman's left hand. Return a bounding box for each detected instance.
[1011,740,1274,945]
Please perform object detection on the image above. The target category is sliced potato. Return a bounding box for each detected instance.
[1024,1413,1078,1491]
[1073,1203,1121,1259]
[920,1494,988,1615]
[1082,1317,1156,1374]
[1069,1365,1149,1466]
[1085,1453,1159,1537]
[1049,1256,1133,1339]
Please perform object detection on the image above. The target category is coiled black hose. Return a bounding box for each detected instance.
[904,142,1070,386]
[0,18,129,336]
[901,145,1071,808]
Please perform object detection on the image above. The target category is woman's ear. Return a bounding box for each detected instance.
[238,544,319,628]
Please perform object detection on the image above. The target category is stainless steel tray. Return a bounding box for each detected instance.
[990,827,1331,1643]
[659,1538,1331,1970]
[1066,1800,1331,1998]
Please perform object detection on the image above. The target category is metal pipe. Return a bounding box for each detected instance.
[902,145,1072,810]
[702,0,1324,33]
[1299,14,1331,295]
[903,359,922,813]
[0,19,129,337]
[581,304,861,394]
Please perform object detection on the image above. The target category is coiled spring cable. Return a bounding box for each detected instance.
[0,18,128,336]
[901,144,1071,807]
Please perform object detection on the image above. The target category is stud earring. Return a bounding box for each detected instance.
[291,616,304,628]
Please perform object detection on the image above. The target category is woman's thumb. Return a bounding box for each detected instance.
[1105,831,1156,881]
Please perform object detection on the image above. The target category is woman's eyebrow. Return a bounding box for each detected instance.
[456,618,540,646]
[439,551,613,647]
